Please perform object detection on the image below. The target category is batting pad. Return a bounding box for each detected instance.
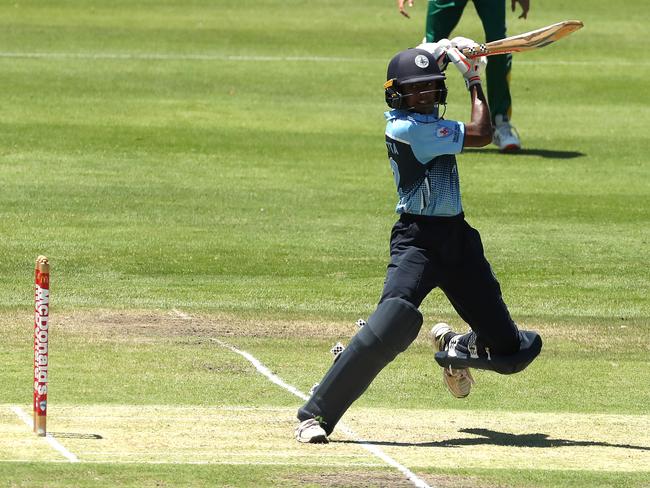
[298,298,423,434]
[434,330,542,375]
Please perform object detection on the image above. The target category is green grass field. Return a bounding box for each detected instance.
[1,0,649,486]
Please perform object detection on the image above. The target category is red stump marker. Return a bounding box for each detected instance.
[34,256,50,436]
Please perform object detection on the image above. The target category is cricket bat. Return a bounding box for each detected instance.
[460,20,583,58]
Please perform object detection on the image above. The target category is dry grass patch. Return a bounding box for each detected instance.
[2,310,647,352]
[0,310,354,342]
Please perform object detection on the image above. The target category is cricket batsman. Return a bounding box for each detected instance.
[295,39,541,443]
[398,0,529,152]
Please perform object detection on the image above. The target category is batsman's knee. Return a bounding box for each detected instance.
[435,330,542,375]
[353,297,423,361]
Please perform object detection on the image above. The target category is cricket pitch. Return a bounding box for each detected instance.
[1,404,648,472]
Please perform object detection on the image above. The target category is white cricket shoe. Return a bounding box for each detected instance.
[430,323,475,399]
[493,114,521,152]
[295,418,328,444]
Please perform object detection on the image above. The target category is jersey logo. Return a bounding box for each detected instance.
[436,126,450,138]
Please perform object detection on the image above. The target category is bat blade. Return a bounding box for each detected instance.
[461,20,584,58]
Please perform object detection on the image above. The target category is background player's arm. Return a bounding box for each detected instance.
[463,84,492,147]
[512,0,531,19]
[397,0,414,18]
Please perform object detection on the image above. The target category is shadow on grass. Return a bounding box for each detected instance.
[463,148,585,159]
[48,432,103,440]
[334,428,649,451]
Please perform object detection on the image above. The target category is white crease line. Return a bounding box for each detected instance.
[212,338,311,402]
[335,422,434,488]
[10,406,79,463]
[0,51,643,66]
[210,335,433,488]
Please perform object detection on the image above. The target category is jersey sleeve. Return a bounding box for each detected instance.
[389,118,465,164]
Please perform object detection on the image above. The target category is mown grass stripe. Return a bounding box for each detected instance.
[0,51,645,66]
[0,459,384,466]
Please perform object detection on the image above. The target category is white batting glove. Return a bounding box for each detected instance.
[450,36,477,51]
[446,47,486,89]
[416,38,452,70]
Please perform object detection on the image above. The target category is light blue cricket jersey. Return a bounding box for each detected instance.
[384,109,465,217]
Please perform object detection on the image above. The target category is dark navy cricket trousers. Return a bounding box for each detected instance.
[379,212,520,355]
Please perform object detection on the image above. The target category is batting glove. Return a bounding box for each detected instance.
[450,36,477,51]
[416,38,452,70]
[446,47,486,90]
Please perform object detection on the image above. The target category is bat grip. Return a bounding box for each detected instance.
[461,44,489,58]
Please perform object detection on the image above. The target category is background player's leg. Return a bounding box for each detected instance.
[425,0,469,42]
[472,0,512,121]
[438,221,520,355]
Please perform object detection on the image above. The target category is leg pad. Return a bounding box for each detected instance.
[361,297,423,358]
[298,298,422,433]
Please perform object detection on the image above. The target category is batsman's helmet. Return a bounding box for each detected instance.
[384,48,447,110]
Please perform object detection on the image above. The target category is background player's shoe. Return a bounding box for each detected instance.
[295,418,329,444]
[430,323,475,398]
[493,114,521,152]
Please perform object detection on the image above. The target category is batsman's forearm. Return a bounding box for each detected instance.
[464,84,492,146]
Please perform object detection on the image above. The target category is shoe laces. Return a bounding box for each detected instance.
[296,418,320,436]
[445,366,475,384]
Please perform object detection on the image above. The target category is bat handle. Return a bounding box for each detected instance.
[461,44,489,58]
